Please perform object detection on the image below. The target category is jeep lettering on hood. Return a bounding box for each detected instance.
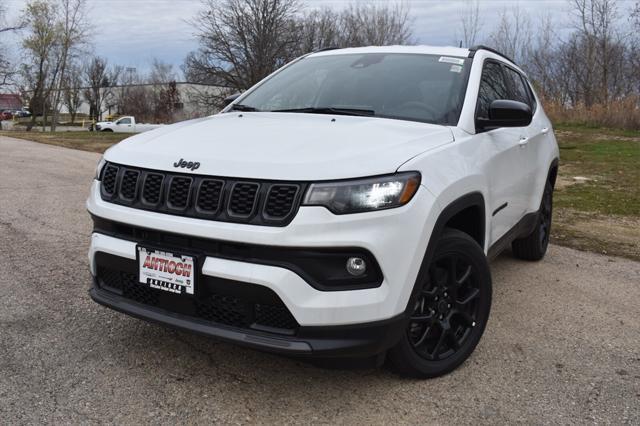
[173,158,200,171]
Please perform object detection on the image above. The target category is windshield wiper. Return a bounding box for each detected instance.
[270,107,375,117]
[229,104,259,112]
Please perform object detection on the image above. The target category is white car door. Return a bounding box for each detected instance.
[475,60,530,245]
[502,66,549,213]
[115,117,133,133]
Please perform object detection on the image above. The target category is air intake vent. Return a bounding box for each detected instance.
[228,182,259,217]
[196,179,224,213]
[142,173,164,204]
[101,164,119,195]
[264,185,299,219]
[167,177,192,209]
[120,169,140,200]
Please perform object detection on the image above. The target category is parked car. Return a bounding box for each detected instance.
[0,110,12,120]
[13,109,31,118]
[93,116,163,133]
[87,45,559,378]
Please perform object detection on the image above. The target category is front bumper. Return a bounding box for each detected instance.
[89,283,407,357]
[87,180,440,326]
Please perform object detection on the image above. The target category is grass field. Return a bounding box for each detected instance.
[552,124,639,260]
[2,125,639,260]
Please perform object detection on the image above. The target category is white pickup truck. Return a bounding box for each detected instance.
[93,116,163,133]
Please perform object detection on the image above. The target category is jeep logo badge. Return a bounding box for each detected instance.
[173,158,200,171]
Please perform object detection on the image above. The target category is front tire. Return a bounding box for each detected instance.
[512,180,553,261]
[387,228,492,378]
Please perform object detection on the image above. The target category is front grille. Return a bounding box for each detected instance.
[99,162,305,226]
[264,185,299,219]
[102,164,119,195]
[168,177,192,209]
[95,261,299,334]
[142,173,163,204]
[196,179,223,213]
[228,183,259,217]
[120,170,139,200]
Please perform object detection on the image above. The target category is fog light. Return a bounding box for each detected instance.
[346,257,366,276]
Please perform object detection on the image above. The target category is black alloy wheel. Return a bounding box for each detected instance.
[408,253,481,361]
[387,228,492,378]
[512,180,554,261]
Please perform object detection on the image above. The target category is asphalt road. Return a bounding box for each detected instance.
[1,135,639,425]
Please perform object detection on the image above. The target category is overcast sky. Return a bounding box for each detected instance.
[2,0,637,77]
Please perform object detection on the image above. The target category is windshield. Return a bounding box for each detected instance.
[235,53,471,125]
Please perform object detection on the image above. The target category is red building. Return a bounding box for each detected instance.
[0,94,23,111]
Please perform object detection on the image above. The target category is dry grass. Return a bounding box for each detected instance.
[545,97,640,130]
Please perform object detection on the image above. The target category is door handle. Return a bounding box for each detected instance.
[541,127,549,134]
[518,137,529,147]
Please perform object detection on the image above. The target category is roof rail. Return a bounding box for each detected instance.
[468,45,516,65]
[314,46,340,53]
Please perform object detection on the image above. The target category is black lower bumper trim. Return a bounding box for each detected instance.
[90,285,407,358]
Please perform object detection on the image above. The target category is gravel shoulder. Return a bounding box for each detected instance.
[1,136,639,424]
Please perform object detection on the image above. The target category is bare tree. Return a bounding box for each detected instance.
[184,0,413,111]
[50,0,89,131]
[62,61,82,123]
[83,56,120,121]
[336,1,412,47]
[185,0,302,92]
[1,4,25,88]
[487,5,532,65]
[21,0,61,131]
[458,0,483,47]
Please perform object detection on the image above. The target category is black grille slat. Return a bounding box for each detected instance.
[168,177,193,209]
[228,183,259,217]
[98,162,304,226]
[102,165,119,195]
[120,170,140,200]
[196,179,224,213]
[142,173,164,204]
[264,185,299,219]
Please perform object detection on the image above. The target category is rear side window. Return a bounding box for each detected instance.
[476,61,509,120]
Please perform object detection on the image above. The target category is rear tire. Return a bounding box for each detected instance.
[387,228,492,379]
[512,180,553,261]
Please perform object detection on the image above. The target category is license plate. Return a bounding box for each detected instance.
[137,247,196,295]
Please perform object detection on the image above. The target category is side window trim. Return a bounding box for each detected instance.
[474,58,510,132]
[503,64,537,114]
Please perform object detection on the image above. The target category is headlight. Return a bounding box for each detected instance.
[302,172,421,214]
[94,156,106,180]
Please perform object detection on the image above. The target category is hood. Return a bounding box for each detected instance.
[96,121,112,125]
[103,112,454,180]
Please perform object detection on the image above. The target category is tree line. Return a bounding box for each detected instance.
[1,0,640,130]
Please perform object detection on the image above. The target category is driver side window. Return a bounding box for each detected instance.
[476,61,509,121]
[118,118,131,125]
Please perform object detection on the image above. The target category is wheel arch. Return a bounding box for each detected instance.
[548,158,559,188]
[404,191,486,316]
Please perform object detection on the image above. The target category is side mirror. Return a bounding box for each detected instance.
[223,92,241,106]
[477,100,532,130]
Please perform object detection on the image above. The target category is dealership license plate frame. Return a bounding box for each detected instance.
[136,245,198,296]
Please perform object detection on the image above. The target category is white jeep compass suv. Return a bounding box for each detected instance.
[87,45,559,378]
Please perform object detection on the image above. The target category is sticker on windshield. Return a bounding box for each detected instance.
[439,56,465,65]
[450,65,463,73]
